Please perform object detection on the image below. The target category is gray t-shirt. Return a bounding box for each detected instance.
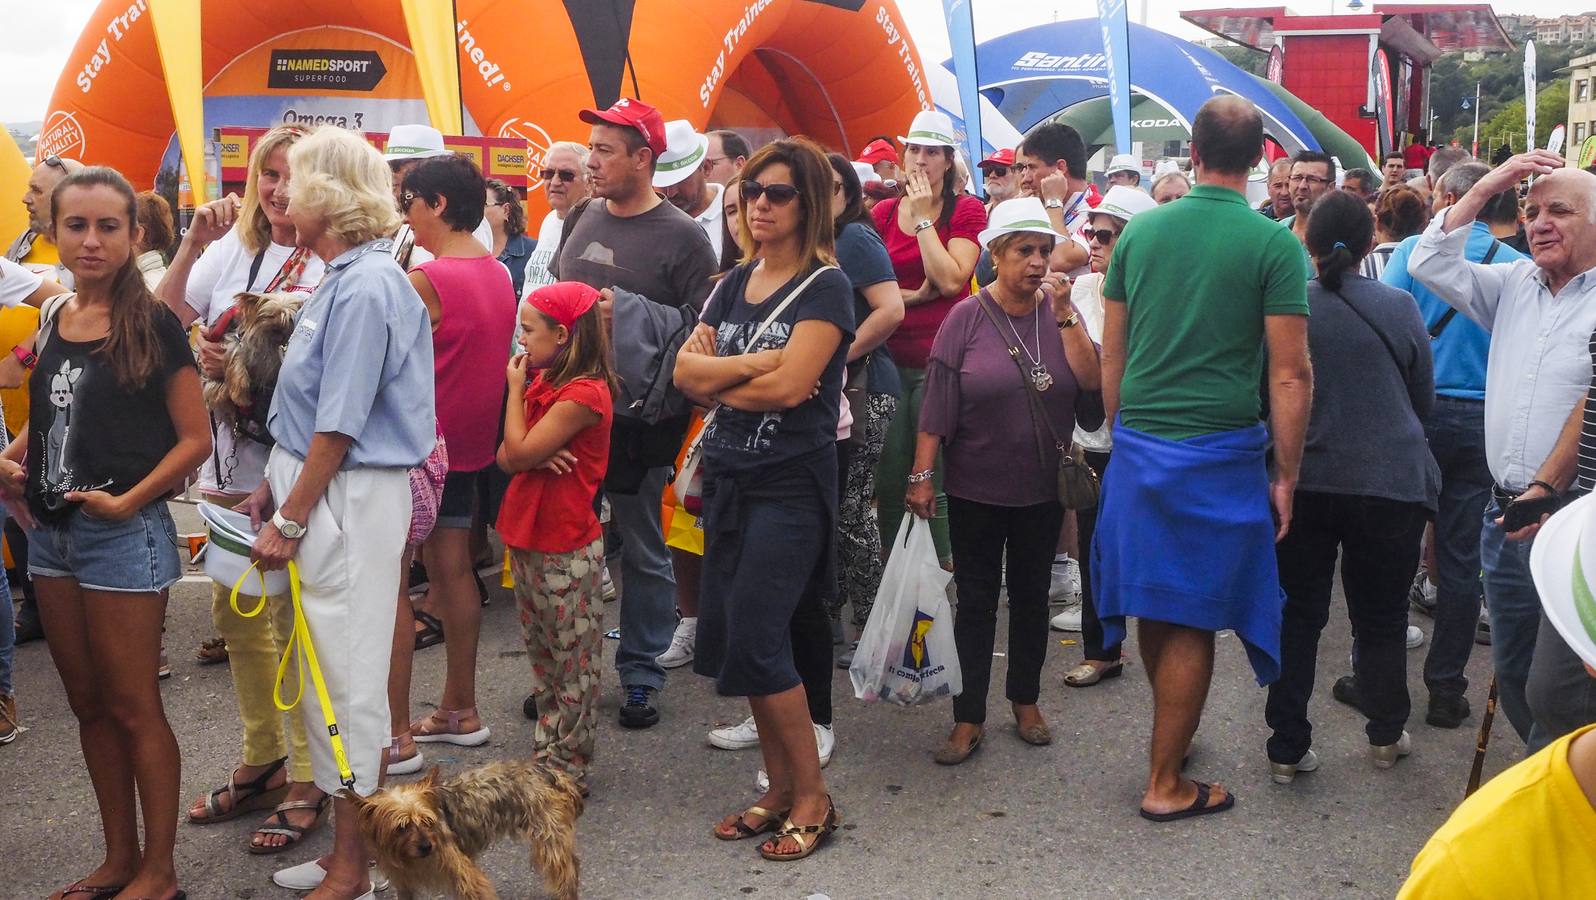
[551,198,716,311]
[1296,273,1439,508]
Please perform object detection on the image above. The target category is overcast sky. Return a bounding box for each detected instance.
[0,1,1580,126]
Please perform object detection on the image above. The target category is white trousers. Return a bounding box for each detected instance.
[267,447,409,796]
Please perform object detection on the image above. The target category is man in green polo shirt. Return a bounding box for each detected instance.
[1095,95,1313,823]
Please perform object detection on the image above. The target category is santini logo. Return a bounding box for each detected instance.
[1013,51,1106,71]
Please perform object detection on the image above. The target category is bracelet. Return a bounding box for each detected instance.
[1527,479,1560,496]
[906,468,935,484]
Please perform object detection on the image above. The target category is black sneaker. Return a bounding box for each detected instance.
[1408,570,1437,617]
[619,685,660,729]
[1427,693,1471,728]
[523,694,538,721]
[1331,675,1364,713]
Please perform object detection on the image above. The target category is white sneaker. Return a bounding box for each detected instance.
[1050,605,1083,632]
[1269,748,1320,784]
[1048,556,1082,604]
[755,724,834,793]
[273,859,390,892]
[600,566,616,601]
[657,617,696,669]
[1372,730,1413,769]
[708,715,760,750]
[1405,625,1426,650]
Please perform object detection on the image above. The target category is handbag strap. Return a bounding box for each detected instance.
[974,292,1066,466]
[1427,241,1500,340]
[1329,287,1408,381]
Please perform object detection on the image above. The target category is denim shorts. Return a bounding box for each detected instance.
[29,502,182,593]
[436,468,488,530]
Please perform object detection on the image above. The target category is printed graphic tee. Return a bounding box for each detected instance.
[27,302,196,523]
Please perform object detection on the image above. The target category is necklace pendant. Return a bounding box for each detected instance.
[1031,365,1053,392]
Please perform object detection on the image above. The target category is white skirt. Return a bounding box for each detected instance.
[267,447,410,796]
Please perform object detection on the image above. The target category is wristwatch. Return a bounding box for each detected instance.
[271,510,307,540]
[1057,313,1080,329]
[914,218,935,233]
[11,345,36,370]
[1044,198,1065,210]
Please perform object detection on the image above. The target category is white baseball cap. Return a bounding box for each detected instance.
[851,161,881,185]
[1105,153,1140,177]
[653,120,709,188]
[1093,185,1158,224]
[899,110,959,149]
[977,197,1069,249]
[384,124,450,163]
[1529,492,1596,670]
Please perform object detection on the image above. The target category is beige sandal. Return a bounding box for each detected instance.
[714,804,790,841]
[249,793,331,855]
[758,797,840,861]
[186,757,287,824]
[1064,659,1125,688]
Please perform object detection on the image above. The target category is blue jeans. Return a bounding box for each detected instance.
[1423,397,1491,699]
[0,509,11,697]
[1479,497,1546,748]
[607,466,676,691]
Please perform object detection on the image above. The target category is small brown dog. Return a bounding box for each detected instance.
[203,290,303,444]
[345,761,583,899]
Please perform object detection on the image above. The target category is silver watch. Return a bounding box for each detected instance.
[271,510,307,540]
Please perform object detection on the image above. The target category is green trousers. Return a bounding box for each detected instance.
[874,364,951,563]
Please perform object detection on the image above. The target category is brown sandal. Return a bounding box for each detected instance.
[758,797,840,861]
[713,805,790,841]
[249,792,331,854]
[186,757,288,824]
[195,637,229,666]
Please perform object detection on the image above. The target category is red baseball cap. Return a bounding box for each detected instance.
[579,98,667,157]
[978,148,1016,170]
[857,138,899,166]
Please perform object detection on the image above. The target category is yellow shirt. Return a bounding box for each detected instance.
[19,235,59,268]
[1399,724,1596,899]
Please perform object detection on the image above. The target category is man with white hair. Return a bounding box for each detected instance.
[523,140,591,293]
[655,120,725,260]
[1409,150,1596,751]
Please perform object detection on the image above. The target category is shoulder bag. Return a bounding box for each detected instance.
[672,264,837,512]
[974,292,1100,510]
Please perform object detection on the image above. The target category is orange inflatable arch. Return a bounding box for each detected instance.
[39,0,933,203]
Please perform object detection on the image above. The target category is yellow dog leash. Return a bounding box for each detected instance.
[231,561,357,789]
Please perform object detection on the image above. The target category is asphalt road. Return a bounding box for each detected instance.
[1,502,1510,899]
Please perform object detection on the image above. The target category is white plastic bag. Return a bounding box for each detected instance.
[849,516,960,706]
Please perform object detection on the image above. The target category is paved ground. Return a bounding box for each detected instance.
[2,502,1512,899]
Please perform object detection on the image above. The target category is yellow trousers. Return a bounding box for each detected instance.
[210,581,313,782]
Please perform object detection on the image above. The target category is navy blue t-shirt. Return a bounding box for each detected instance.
[701,261,855,472]
[835,221,901,397]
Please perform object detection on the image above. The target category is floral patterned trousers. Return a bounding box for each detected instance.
[511,537,605,778]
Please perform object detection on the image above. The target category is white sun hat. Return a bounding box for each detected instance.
[1105,153,1140,176]
[1093,185,1158,224]
[383,123,451,163]
[898,110,959,148]
[1529,492,1596,670]
[977,197,1069,249]
[851,161,881,185]
[653,119,709,188]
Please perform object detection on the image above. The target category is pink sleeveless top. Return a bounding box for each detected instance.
[414,255,518,471]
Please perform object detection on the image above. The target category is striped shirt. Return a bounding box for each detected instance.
[1581,328,1596,492]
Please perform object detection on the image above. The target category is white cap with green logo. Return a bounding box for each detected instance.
[1530,492,1596,670]
[978,197,1069,250]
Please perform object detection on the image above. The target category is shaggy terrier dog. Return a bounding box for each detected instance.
[203,290,302,441]
[345,761,583,899]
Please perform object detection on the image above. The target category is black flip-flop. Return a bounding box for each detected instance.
[59,883,126,899]
[413,611,446,650]
[1139,781,1235,823]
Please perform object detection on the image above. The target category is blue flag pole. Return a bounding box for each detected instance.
[942,0,984,198]
[1097,0,1134,158]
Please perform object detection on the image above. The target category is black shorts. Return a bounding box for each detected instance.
[437,468,488,529]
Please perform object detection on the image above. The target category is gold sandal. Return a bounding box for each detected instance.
[714,804,789,841]
[758,797,840,862]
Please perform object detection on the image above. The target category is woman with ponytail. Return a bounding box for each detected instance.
[1264,189,1439,785]
[1,166,210,900]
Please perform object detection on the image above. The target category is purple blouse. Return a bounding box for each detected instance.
[919,292,1103,507]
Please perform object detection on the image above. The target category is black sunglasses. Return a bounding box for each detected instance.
[399,190,419,208]
[984,166,1010,178]
[540,168,580,183]
[1084,228,1120,245]
[742,181,800,205]
[42,155,67,170]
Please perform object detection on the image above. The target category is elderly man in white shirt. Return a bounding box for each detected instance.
[1409,150,1596,752]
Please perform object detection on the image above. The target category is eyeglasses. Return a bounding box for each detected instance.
[1084,228,1120,245]
[704,156,729,167]
[984,166,1010,178]
[399,190,419,209]
[540,168,580,183]
[1289,174,1330,186]
[42,155,66,170]
[742,181,800,205]
[832,181,844,195]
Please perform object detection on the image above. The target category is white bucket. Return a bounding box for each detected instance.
[196,502,290,597]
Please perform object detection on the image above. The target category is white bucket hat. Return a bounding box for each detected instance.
[1105,153,1140,177]
[899,110,959,149]
[1529,492,1596,670]
[384,123,450,163]
[1093,185,1158,224]
[653,119,709,188]
[851,161,881,185]
[977,197,1069,249]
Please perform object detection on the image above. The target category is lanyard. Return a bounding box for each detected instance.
[231,560,356,788]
